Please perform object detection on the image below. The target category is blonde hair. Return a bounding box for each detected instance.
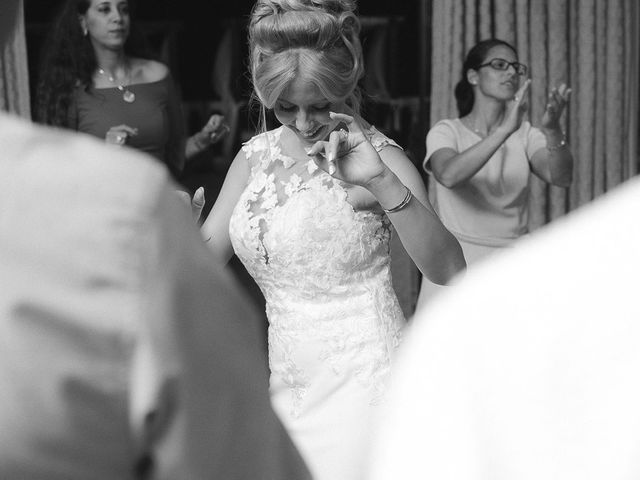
[248,0,364,130]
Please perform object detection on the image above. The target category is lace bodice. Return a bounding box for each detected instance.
[229,125,405,417]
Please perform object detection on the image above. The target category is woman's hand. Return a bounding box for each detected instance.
[305,112,387,187]
[175,186,206,224]
[105,124,138,146]
[500,78,531,134]
[193,114,230,150]
[541,83,571,130]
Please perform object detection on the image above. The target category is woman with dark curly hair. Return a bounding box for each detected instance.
[35,0,227,179]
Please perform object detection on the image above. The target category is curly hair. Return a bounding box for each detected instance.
[248,0,364,131]
[454,39,518,117]
[35,0,149,128]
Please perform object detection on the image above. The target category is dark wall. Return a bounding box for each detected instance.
[25,0,417,21]
[25,0,426,159]
[25,0,421,99]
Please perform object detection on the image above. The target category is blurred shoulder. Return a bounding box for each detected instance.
[130,58,171,84]
[0,114,170,215]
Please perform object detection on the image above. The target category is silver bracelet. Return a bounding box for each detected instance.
[383,186,413,214]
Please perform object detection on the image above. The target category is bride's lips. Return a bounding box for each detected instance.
[297,125,326,142]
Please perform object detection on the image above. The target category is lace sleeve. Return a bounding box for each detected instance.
[366,126,403,153]
[241,131,272,170]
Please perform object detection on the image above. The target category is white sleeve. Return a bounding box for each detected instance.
[424,120,458,171]
[525,123,548,158]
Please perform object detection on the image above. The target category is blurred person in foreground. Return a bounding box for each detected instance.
[368,177,640,480]
[0,111,309,478]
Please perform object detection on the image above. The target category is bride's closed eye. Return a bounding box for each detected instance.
[277,103,296,112]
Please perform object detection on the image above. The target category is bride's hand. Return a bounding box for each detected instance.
[175,186,205,224]
[305,112,386,187]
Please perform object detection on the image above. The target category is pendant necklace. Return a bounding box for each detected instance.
[463,116,485,138]
[98,66,136,103]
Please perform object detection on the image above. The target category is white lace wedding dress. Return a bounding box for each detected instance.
[229,126,405,480]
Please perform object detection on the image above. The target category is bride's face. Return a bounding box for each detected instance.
[274,76,346,145]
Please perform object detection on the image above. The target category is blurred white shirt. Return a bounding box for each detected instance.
[0,113,310,480]
[369,177,640,480]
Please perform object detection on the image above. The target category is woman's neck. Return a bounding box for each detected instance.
[465,100,505,136]
[94,48,129,79]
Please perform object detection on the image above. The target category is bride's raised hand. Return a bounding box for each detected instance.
[305,112,386,187]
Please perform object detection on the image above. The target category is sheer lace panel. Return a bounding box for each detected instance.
[229,125,406,417]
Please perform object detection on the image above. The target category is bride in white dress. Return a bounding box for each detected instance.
[200,1,465,478]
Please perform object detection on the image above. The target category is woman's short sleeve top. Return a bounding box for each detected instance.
[424,119,546,246]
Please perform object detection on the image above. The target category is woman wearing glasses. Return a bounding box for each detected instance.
[416,39,573,309]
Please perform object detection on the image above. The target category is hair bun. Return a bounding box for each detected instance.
[250,0,360,53]
[248,0,364,127]
[250,0,358,31]
[255,0,356,15]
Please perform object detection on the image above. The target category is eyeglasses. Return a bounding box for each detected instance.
[477,58,528,76]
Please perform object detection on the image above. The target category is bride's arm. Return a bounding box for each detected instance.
[373,146,466,285]
[200,149,250,264]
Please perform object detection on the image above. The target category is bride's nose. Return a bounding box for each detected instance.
[295,110,313,131]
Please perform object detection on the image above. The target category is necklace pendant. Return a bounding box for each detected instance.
[122,89,136,103]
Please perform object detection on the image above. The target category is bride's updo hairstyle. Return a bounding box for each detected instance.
[249,0,364,125]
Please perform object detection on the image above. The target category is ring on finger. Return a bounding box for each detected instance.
[116,134,125,144]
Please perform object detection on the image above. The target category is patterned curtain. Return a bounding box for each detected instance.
[0,0,31,118]
[430,0,639,228]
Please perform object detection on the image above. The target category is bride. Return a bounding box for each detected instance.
[200,1,465,478]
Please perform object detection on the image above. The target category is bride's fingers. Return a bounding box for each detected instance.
[306,141,332,172]
[306,138,343,177]
[305,140,325,157]
[306,123,355,176]
[307,150,334,176]
[329,111,365,136]
[327,130,348,175]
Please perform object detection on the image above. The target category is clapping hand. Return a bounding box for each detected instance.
[500,79,531,134]
[194,114,230,149]
[305,112,386,188]
[541,83,571,130]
